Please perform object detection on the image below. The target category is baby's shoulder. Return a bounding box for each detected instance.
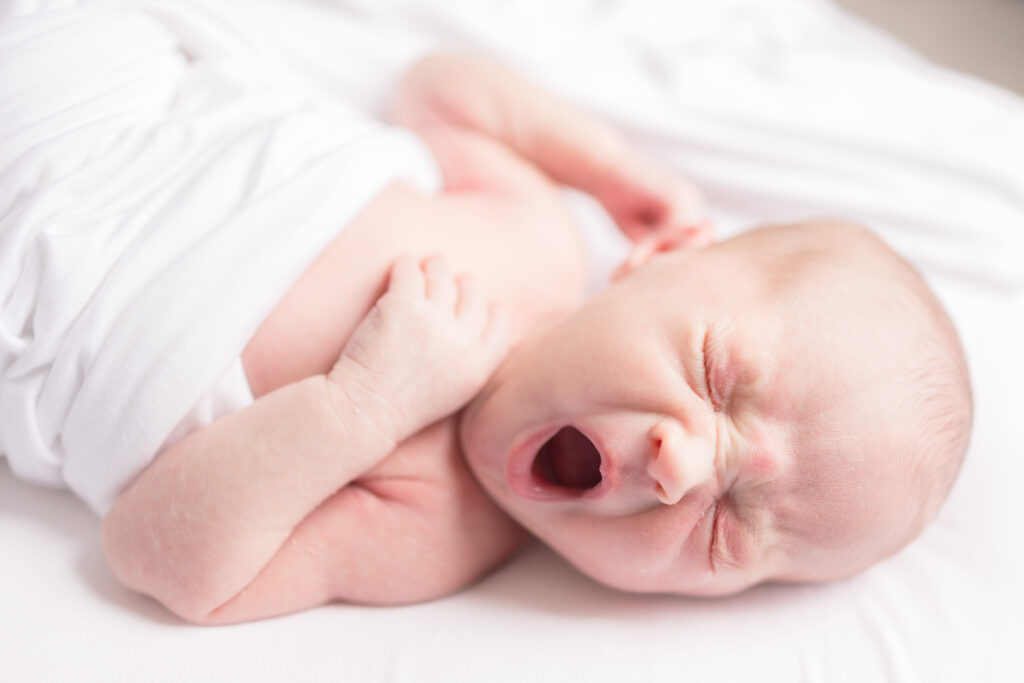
[416,125,559,201]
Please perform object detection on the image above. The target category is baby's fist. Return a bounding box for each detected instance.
[599,151,712,248]
[329,255,509,443]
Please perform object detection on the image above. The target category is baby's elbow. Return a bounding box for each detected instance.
[100,509,226,625]
[99,505,147,595]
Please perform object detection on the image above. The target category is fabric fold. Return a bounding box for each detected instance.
[0,2,440,515]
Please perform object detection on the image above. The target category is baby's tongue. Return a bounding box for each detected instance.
[545,427,602,489]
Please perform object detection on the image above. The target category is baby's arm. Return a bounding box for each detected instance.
[393,53,710,245]
[202,416,526,624]
[101,256,508,624]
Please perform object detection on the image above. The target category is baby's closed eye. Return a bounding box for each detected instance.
[702,322,731,412]
[701,319,768,416]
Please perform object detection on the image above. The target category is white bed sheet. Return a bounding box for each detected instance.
[2,1,1023,681]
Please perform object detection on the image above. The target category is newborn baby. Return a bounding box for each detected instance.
[99,53,971,624]
[460,220,973,596]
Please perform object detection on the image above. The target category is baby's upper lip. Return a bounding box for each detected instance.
[506,421,615,501]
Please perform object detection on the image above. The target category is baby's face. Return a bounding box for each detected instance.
[461,225,918,596]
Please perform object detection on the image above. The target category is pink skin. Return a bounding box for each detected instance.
[461,222,918,596]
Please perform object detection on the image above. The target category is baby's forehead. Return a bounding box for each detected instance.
[694,222,901,301]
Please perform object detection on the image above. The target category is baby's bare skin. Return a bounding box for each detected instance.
[461,221,971,597]
[100,54,969,625]
[229,144,586,621]
[104,137,583,625]
[100,54,708,624]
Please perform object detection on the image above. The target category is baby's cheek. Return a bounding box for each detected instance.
[726,420,793,533]
[546,512,665,590]
[748,444,780,479]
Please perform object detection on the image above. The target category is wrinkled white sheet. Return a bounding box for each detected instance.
[1,0,1022,681]
[0,2,440,514]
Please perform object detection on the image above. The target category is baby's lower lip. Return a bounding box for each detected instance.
[506,423,612,501]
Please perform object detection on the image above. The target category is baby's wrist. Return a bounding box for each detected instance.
[585,139,632,198]
[324,359,409,449]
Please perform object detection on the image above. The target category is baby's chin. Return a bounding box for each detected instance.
[560,551,763,598]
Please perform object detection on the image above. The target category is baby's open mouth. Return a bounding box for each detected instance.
[532,426,603,490]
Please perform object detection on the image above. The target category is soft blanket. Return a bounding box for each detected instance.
[0,1,440,515]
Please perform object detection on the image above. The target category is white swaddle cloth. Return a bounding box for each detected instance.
[0,2,441,516]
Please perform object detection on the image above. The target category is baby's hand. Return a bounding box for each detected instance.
[328,255,509,443]
[598,151,712,248]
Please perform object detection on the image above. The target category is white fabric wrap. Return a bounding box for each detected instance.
[0,3,441,515]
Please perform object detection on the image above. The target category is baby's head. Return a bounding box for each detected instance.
[461,220,971,596]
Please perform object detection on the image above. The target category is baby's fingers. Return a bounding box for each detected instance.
[457,275,509,372]
[674,220,715,249]
[423,254,457,309]
[387,255,425,298]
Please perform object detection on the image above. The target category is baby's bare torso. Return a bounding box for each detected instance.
[242,185,583,399]
[237,133,586,593]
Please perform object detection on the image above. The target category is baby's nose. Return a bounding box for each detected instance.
[646,419,715,505]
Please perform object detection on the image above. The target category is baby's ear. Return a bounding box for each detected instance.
[612,221,713,281]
